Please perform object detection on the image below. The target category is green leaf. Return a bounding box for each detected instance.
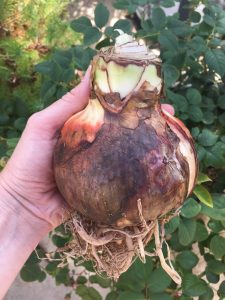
[14,117,26,131]
[178,217,197,246]
[181,198,201,218]
[203,14,215,27]
[113,19,132,33]
[47,61,63,82]
[53,51,71,68]
[188,36,206,55]
[176,250,199,270]
[193,185,213,207]
[52,234,70,247]
[76,276,87,284]
[55,267,70,285]
[89,275,111,288]
[152,7,166,30]
[81,47,97,70]
[45,261,60,276]
[83,27,102,46]
[158,30,178,52]
[182,274,208,297]
[205,268,220,283]
[208,38,221,47]
[205,49,225,77]
[104,26,114,37]
[201,194,225,220]
[188,106,203,122]
[56,86,68,99]
[207,220,223,233]
[207,259,225,274]
[160,0,175,7]
[192,127,200,139]
[197,173,212,184]
[198,129,218,147]
[210,236,225,259]
[165,216,180,234]
[35,61,53,74]
[118,291,144,300]
[25,251,40,265]
[0,113,9,125]
[148,293,173,300]
[218,94,225,109]
[94,3,109,28]
[163,63,179,87]
[96,38,112,50]
[70,16,92,33]
[194,221,209,242]
[113,0,138,13]
[166,90,188,112]
[20,264,46,282]
[141,19,153,32]
[218,281,225,297]
[72,45,85,69]
[202,111,215,125]
[81,260,94,272]
[76,285,102,300]
[186,88,202,105]
[40,81,57,101]
[148,267,171,293]
[204,147,225,168]
[199,286,214,300]
[6,137,19,148]
[117,257,153,291]
[190,11,201,23]
[106,291,118,300]
[61,68,74,83]
[167,19,192,37]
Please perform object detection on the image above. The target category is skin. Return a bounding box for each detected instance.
[0,65,174,298]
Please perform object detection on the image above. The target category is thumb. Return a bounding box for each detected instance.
[36,66,91,133]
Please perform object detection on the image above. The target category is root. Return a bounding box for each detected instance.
[43,200,181,284]
[154,220,182,285]
[72,218,115,246]
[135,227,146,263]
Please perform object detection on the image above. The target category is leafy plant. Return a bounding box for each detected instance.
[1,0,225,299]
[0,0,80,164]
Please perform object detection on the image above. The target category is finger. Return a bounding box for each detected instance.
[36,66,91,132]
[161,104,175,116]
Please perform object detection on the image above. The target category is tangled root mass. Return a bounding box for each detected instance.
[55,200,181,284]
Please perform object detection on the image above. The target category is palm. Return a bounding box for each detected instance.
[2,122,67,228]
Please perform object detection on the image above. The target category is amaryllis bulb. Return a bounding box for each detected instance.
[53,31,198,280]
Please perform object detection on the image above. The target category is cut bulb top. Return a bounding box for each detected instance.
[114,31,159,61]
[92,31,163,112]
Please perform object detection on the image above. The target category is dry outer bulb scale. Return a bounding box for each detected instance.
[54,31,198,283]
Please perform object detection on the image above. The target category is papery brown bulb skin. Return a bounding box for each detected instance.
[54,42,198,227]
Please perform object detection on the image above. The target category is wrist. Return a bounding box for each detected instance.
[0,173,50,238]
[0,174,49,298]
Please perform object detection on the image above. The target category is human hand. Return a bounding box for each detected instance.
[0,67,91,232]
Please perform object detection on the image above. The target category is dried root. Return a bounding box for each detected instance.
[46,200,181,283]
[154,220,181,285]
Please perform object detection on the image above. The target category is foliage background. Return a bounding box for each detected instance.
[1,0,225,299]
